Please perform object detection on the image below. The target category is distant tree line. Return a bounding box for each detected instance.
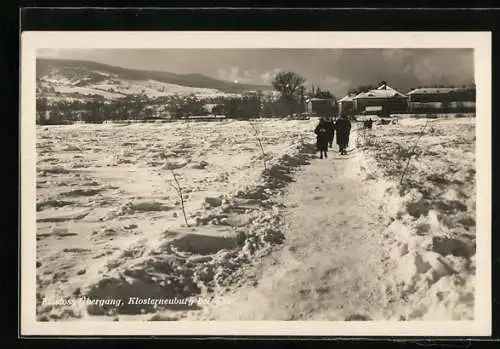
[37,70,339,125]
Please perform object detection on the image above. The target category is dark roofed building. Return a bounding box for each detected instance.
[306,97,336,117]
[407,86,476,113]
[353,83,408,116]
[338,94,355,117]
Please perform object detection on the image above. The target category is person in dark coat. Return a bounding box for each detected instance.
[314,117,331,159]
[335,115,352,155]
[326,117,336,148]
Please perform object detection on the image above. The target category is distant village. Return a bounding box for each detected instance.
[36,78,476,125]
[337,82,476,118]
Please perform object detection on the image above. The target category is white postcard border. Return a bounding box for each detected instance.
[21,31,492,336]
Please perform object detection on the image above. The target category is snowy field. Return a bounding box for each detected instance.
[35,119,316,320]
[35,116,477,322]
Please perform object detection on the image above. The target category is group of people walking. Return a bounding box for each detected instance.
[314,115,352,159]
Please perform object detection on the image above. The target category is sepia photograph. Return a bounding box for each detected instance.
[20,31,491,336]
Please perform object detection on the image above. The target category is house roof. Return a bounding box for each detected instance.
[406,87,473,95]
[354,85,407,99]
[339,95,354,102]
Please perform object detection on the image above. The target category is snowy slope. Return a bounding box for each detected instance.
[36,58,270,101]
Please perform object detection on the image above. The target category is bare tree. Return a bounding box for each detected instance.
[272,71,306,116]
[272,71,306,99]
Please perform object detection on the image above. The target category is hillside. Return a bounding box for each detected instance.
[36,58,272,100]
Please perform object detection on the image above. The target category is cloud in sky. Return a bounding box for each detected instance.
[320,76,351,94]
[217,67,260,84]
[37,48,474,96]
[260,68,282,84]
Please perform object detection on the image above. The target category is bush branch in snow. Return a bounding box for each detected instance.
[248,121,267,169]
[169,169,189,227]
[399,120,429,189]
[354,126,366,148]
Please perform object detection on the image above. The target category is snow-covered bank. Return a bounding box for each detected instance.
[361,117,476,320]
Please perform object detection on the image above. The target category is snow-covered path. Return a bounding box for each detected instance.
[270,147,395,321]
[194,139,402,321]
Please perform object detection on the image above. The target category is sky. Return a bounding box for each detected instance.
[38,48,474,97]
